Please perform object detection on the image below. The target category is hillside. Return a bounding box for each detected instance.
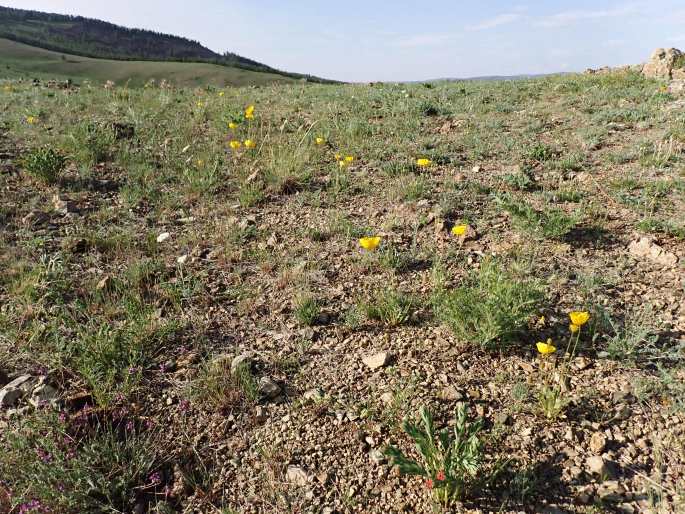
[0,5,329,83]
[0,38,296,87]
[0,71,684,513]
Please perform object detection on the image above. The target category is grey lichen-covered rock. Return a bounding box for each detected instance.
[0,375,39,408]
[29,384,59,407]
[258,377,281,399]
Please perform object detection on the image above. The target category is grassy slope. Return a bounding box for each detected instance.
[0,72,684,513]
[0,38,295,87]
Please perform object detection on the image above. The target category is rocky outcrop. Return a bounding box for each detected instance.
[642,48,685,79]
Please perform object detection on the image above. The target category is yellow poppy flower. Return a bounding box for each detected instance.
[196,101,204,108]
[536,338,556,355]
[451,224,468,237]
[228,122,238,129]
[316,137,325,145]
[244,139,256,149]
[569,311,590,327]
[219,91,225,97]
[338,160,348,168]
[334,153,342,161]
[245,105,255,119]
[26,116,37,125]
[416,158,432,167]
[344,156,354,163]
[359,236,381,251]
[569,323,579,334]
[229,140,242,150]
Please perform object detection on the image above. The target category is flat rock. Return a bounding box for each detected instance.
[52,194,77,215]
[362,351,393,370]
[586,455,610,476]
[628,237,678,267]
[286,465,309,487]
[589,432,607,454]
[303,388,323,402]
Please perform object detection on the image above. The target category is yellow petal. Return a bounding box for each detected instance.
[569,323,579,333]
[451,224,468,237]
[536,339,556,355]
[569,311,590,326]
[316,137,325,145]
[416,158,432,167]
[345,156,354,163]
[359,236,381,251]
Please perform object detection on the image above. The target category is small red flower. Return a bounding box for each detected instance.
[426,478,434,489]
[436,470,446,481]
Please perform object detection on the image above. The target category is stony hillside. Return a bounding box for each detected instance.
[0,58,683,513]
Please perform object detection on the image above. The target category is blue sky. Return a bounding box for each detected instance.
[3,0,685,82]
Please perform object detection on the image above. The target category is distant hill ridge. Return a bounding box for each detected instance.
[0,5,331,83]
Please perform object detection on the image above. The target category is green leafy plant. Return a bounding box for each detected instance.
[496,193,580,239]
[69,122,116,165]
[293,295,321,326]
[385,404,483,506]
[362,288,414,326]
[190,356,258,411]
[433,259,542,348]
[21,146,67,184]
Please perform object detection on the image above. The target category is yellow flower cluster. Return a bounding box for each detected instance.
[536,311,590,356]
[227,105,258,152]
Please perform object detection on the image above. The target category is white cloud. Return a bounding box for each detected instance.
[467,13,523,31]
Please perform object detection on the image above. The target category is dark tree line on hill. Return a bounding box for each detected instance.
[0,5,333,83]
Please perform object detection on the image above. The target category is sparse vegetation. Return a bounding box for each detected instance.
[21,145,66,184]
[1,68,683,513]
[433,259,543,348]
[385,404,484,506]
